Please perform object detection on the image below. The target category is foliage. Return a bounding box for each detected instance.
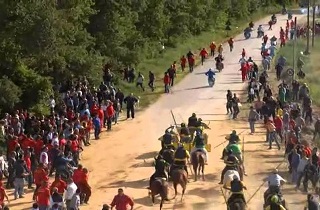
[0,0,296,113]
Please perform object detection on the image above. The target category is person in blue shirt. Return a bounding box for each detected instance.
[92,114,101,139]
[205,68,216,87]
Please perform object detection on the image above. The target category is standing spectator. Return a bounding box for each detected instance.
[123,93,138,119]
[266,120,281,150]
[163,73,171,94]
[33,163,49,200]
[115,89,124,111]
[106,101,115,131]
[248,106,259,134]
[136,72,145,91]
[36,181,51,210]
[13,155,28,199]
[65,178,78,210]
[167,65,176,86]
[92,114,101,140]
[209,42,216,56]
[79,168,91,204]
[188,55,195,72]
[69,189,81,210]
[39,146,49,167]
[148,71,155,92]
[50,174,67,195]
[291,148,301,183]
[296,151,309,190]
[110,188,134,210]
[6,151,16,189]
[48,95,56,114]
[180,55,187,71]
[49,187,63,209]
[128,68,135,83]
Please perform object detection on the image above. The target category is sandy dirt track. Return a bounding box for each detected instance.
[10,13,307,210]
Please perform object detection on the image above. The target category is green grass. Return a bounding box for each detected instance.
[118,6,284,109]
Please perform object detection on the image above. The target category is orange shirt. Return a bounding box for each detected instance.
[50,179,67,194]
[37,186,50,206]
[180,57,187,65]
[210,43,216,50]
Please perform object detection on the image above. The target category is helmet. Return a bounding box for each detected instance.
[270,195,279,203]
[233,175,239,180]
[209,68,212,71]
[198,118,202,122]
[232,130,236,135]
[181,123,185,127]
[192,113,196,117]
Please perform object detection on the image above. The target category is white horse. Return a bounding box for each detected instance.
[223,170,240,189]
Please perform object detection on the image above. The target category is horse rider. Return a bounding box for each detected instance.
[188,113,198,127]
[190,130,208,165]
[264,169,286,205]
[161,126,175,150]
[179,123,191,143]
[148,155,170,194]
[265,195,286,210]
[226,130,240,144]
[227,175,247,206]
[171,144,190,176]
[195,118,210,129]
[219,149,239,184]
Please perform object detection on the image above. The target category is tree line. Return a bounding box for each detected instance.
[0,0,291,114]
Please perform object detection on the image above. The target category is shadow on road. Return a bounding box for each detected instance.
[135,151,158,160]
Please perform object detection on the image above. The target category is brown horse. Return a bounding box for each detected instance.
[227,198,246,210]
[150,178,169,210]
[171,168,188,201]
[191,150,205,181]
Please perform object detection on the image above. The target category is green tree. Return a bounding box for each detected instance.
[0,76,21,113]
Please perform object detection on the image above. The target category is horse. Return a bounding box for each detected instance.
[227,197,246,210]
[150,178,169,210]
[191,150,205,181]
[171,168,188,201]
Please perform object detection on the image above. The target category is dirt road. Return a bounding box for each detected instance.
[11,13,307,210]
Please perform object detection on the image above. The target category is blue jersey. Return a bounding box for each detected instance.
[205,70,215,79]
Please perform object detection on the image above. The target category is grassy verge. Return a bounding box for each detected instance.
[118,6,283,108]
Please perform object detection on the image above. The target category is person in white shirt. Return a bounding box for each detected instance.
[264,169,286,203]
[51,132,59,146]
[296,153,309,189]
[39,146,49,166]
[65,178,78,210]
[69,189,81,210]
[49,95,56,113]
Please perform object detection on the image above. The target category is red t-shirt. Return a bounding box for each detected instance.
[71,140,79,152]
[59,138,67,147]
[34,168,49,186]
[21,138,35,151]
[24,156,31,171]
[37,186,50,206]
[8,140,18,153]
[50,179,67,194]
[35,140,44,156]
[72,169,84,184]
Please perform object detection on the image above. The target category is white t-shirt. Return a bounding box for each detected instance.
[267,174,285,186]
[65,182,78,200]
[51,137,59,146]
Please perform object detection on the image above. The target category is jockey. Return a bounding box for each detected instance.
[179,123,191,143]
[227,175,247,205]
[264,169,286,204]
[226,130,240,144]
[161,126,175,149]
[195,118,210,130]
[188,113,198,127]
[265,195,286,210]
[190,130,208,164]
[171,144,190,176]
[219,149,239,184]
[149,155,169,191]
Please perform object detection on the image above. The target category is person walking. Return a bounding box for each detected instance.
[266,120,281,150]
[248,106,259,134]
[148,71,155,91]
[110,188,134,210]
[136,72,145,91]
[124,93,138,119]
[163,73,171,94]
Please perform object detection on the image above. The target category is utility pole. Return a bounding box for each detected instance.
[293,17,297,80]
[305,0,311,54]
[312,0,316,47]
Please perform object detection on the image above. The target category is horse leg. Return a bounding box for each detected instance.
[152,195,155,206]
[173,182,178,199]
[193,165,197,182]
[160,198,164,210]
[181,183,186,202]
[202,164,205,181]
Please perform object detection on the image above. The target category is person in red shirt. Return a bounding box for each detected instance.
[274,115,283,142]
[106,101,115,131]
[21,134,35,152]
[187,55,195,72]
[24,150,33,189]
[209,42,216,56]
[0,182,9,207]
[36,181,51,209]
[50,174,67,195]
[98,106,104,129]
[228,38,234,52]
[280,36,286,48]
[7,136,18,155]
[79,168,91,204]
[163,73,171,94]
[199,48,208,65]
[110,188,134,210]
[34,135,44,157]
[240,64,247,82]
[241,48,246,58]
[33,163,49,200]
[72,164,84,187]
[180,55,187,72]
